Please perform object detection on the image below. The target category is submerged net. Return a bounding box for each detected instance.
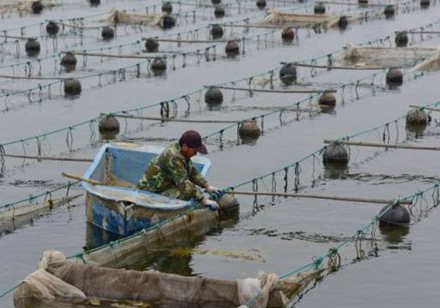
[409,51,440,72]
[0,0,59,12]
[0,194,82,234]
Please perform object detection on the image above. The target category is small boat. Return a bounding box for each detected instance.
[82,143,211,236]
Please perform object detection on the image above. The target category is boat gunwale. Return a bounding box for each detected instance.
[81,143,211,210]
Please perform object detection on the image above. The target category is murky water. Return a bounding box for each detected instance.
[1,0,440,307]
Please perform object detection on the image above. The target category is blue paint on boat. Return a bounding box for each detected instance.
[82,143,211,236]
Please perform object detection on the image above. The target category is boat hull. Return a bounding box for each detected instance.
[86,192,191,236]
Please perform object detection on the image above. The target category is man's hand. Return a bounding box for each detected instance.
[202,197,219,211]
[205,185,224,200]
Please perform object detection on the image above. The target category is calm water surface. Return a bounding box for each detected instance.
[1,1,440,307]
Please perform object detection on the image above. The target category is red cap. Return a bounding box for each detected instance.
[179,130,208,154]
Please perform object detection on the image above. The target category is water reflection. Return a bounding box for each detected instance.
[141,233,205,276]
[17,297,177,308]
[85,223,123,250]
[139,210,240,274]
[323,162,349,179]
[319,104,336,115]
[85,208,240,275]
[379,225,411,250]
[406,124,427,140]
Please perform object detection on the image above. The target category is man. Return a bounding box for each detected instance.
[138,130,222,210]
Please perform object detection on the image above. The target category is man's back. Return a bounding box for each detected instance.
[138,142,207,200]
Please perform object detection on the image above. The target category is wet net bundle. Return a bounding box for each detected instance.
[260,9,343,28]
[107,9,168,27]
[13,249,323,308]
[340,43,440,68]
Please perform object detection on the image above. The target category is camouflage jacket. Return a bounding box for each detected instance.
[137,142,208,200]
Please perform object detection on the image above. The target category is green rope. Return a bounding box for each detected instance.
[71,204,199,258]
[0,281,23,299]
[328,99,440,140]
[0,118,97,147]
[0,181,80,211]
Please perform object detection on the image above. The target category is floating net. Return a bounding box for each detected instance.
[106,9,166,27]
[340,43,440,67]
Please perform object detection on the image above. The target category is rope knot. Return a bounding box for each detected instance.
[312,256,324,269]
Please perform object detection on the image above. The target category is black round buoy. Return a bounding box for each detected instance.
[60,51,77,72]
[214,5,225,18]
[395,31,408,47]
[101,26,115,41]
[420,0,430,8]
[145,38,159,53]
[46,21,59,36]
[319,92,336,114]
[281,27,295,43]
[314,2,326,14]
[256,0,267,10]
[212,0,221,4]
[238,120,261,144]
[64,78,82,97]
[162,15,176,29]
[204,87,223,107]
[318,92,337,108]
[99,115,120,139]
[406,109,429,138]
[89,0,100,6]
[338,16,348,30]
[162,2,173,14]
[217,193,240,215]
[25,38,40,57]
[279,63,297,86]
[384,5,395,18]
[386,68,403,87]
[378,203,410,227]
[151,58,167,76]
[322,142,349,164]
[406,108,429,126]
[211,24,224,39]
[225,40,240,58]
[31,1,43,14]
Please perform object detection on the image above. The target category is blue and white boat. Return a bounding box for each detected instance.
[82,143,211,236]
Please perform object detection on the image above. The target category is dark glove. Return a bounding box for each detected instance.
[206,185,224,200]
[202,198,218,211]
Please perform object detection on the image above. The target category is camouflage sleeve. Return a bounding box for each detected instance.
[169,156,205,200]
[188,162,208,189]
[137,173,148,190]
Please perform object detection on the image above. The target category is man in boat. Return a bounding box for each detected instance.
[138,130,222,210]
